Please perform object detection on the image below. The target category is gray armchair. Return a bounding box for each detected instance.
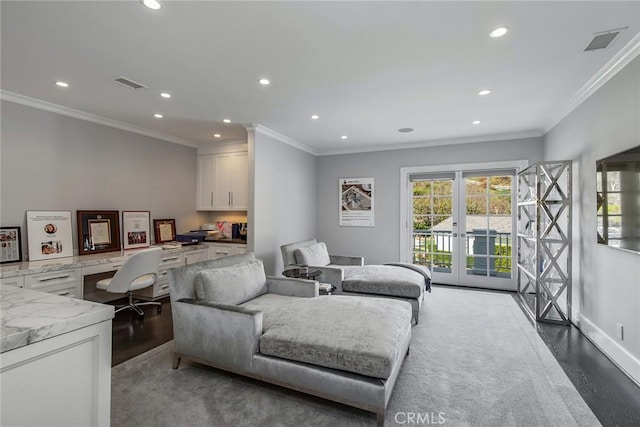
[280,239,430,323]
[280,239,363,292]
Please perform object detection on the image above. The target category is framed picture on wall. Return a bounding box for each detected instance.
[153,219,176,243]
[339,177,375,227]
[77,210,121,255]
[122,211,151,250]
[26,211,74,261]
[0,226,23,264]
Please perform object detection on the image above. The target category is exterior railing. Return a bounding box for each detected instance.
[412,230,512,274]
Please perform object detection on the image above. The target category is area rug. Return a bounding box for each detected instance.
[111,287,601,426]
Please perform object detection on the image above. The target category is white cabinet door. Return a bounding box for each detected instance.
[230,152,248,210]
[196,155,216,210]
[196,151,247,211]
[214,154,234,209]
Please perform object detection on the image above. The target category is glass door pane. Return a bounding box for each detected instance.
[412,178,456,284]
[460,175,514,288]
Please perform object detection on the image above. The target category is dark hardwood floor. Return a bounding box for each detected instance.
[110,297,173,367]
[532,317,640,426]
[110,291,640,426]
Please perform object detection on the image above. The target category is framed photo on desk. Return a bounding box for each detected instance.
[77,210,121,255]
[0,226,22,264]
[122,211,150,250]
[153,219,176,243]
[27,211,74,261]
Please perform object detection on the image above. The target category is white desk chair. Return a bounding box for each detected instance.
[96,247,163,316]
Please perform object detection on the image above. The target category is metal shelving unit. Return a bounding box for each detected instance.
[517,161,572,325]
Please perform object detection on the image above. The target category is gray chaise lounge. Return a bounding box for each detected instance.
[168,252,412,425]
[281,239,431,323]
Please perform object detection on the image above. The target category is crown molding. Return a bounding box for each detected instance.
[316,130,543,156]
[0,90,199,148]
[546,31,640,134]
[248,124,317,155]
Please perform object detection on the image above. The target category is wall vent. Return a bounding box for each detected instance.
[113,76,147,90]
[584,29,624,52]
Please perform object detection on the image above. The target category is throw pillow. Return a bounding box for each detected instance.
[294,242,331,266]
[195,259,267,305]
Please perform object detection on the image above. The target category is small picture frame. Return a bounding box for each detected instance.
[153,219,176,243]
[0,226,23,264]
[122,211,151,250]
[27,211,74,261]
[77,210,121,255]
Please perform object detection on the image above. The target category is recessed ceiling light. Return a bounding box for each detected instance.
[154,113,163,119]
[473,120,481,125]
[341,135,348,140]
[55,81,69,88]
[478,89,492,96]
[311,115,319,120]
[214,134,221,138]
[160,92,171,99]
[258,78,270,85]
[142,0,161,10]
[398,128,414,133]
[223,119,231,124]
[489,27,508,38]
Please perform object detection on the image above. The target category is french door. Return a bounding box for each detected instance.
[401,162,523,291]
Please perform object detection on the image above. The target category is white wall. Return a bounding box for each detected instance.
[316,137,544,264]
[248,127,316,275]
[544,56,640,384]
[0,101,207,258]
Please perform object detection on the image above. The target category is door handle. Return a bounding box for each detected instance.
[453,233,457,238]
[211,192,214,206]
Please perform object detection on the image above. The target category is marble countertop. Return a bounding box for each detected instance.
[1,285,114,353]
[0,244,209,279]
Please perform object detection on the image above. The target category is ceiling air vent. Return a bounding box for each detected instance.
[113,76,147,90]
[584,30,622,52]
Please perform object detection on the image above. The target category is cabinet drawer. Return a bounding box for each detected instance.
[43,282,81,299]
[232,244,247,255]
[209,244,232,259]
[25,268,81,291]
[156,280,170,297]
[159,253,184,269]
[0,276,25,288]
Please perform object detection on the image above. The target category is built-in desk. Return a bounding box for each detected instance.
[0,244,209,301]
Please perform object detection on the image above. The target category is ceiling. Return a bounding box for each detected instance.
[1,1,639,155]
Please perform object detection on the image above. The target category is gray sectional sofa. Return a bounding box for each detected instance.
[168,252,412,425]
[281,239,431,323]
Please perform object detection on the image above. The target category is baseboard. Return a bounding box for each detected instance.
[573,309,640,387]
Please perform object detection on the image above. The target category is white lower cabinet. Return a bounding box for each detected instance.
[134,252,185,301]
[206,243,247,259]
[24,268,82,298]
[185,249,208,265]
[0,319,112,427]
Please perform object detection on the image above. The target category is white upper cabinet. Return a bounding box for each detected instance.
[197,151,248,211]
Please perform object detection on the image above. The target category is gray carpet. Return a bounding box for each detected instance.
[111,287,601,426]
